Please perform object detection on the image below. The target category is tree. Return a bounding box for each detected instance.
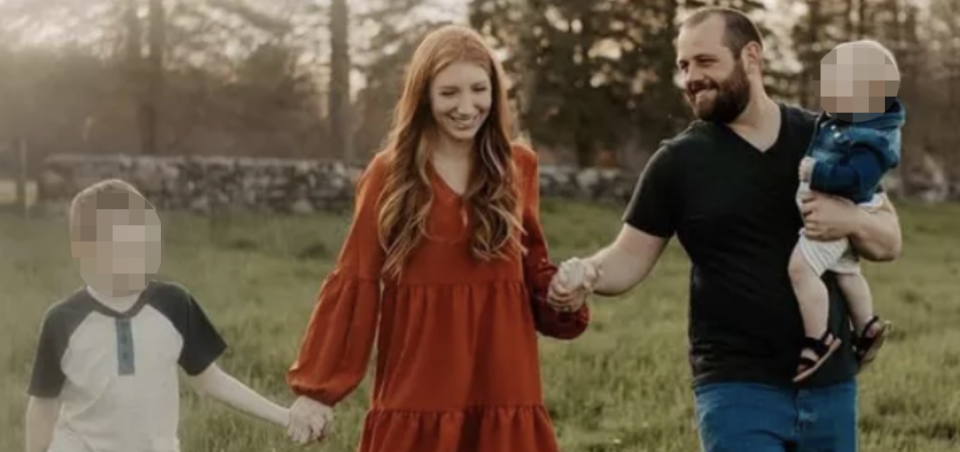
[0,0,337,160]
[923,0,960,184]
[472,0,680,167]
[352,0,453,159]
[142,0,165,155]
[472,0,771,168]
[469,0,535,127]
[329,0,351,161]
[792,0,851,109]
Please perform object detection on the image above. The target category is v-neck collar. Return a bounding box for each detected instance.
[714,102,787,156]
[429,160,468,198]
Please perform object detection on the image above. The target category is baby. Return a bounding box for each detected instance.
[24,179,325,451]
[790,39,904,382]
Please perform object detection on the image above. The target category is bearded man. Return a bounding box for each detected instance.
[547,6,903,452]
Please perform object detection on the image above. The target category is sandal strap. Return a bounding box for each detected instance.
[802,331,834,357]
[855,316,885,350]
[860,316,881,337]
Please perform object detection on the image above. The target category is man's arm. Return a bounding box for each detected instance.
[543,142,676,304]
[849,193,902,262]
[585,224,670,297]
[800,192,902,262]
[25,396,60,452]
[187,363,289,427]
[586,143,677,297]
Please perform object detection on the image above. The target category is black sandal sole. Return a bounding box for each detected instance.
[794,332,842,383]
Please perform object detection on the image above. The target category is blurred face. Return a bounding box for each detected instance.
[818,43,900,122]
[677,16,755,123]
[71,192,162,298]
[429,61,493,143]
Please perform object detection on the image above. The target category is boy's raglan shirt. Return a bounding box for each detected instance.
[27,281,227,452]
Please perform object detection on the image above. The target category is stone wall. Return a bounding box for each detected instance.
[37,154,639,216]
[34,153,957,217]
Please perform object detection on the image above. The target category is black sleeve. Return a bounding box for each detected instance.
[152,284,228,376]
[28,315,67,397]
[27,300,90,398]
[622,144,681,238]
[178,293,227,375]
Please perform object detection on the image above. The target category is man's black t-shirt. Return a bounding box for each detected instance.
[623,102,858,388]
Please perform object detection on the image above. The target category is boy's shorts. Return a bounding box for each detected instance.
[796,182,863,276]
[798,235,861,276]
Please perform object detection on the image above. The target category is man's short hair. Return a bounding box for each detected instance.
[69,178,154,243]
[681,7,764,59]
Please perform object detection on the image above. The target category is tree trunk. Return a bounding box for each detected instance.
[845,0,855,39]
[895,1,920,195]
[15,137,28,217]
[888,0,901,46]
[330,0,352,161]
[575,114,593,169]
[143,0,165,155]
[857,0,868,38]
[802,0,821,109]
[124,0,143,154]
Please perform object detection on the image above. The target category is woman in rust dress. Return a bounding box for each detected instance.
[285,24,591,452]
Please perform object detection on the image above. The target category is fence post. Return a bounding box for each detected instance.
[15,137,28,218]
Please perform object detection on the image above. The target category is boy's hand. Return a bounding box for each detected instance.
[288,396,334,444]
[799,157,816,181]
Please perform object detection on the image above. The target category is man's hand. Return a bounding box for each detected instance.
[288,396,334,444]
[799,190,902,261]
[547,258,600,312]
[799,157,816,182]
[799,191,859,241]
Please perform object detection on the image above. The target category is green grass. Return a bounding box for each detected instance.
[2,199,959,451]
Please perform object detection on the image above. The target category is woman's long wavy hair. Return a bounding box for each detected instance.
[377,25,522,280]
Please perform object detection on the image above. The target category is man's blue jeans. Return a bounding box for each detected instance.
[693,380,858,452]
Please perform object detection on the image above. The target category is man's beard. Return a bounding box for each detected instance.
[685,62,752,124]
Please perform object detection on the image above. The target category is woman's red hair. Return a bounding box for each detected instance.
[376,25,521,280]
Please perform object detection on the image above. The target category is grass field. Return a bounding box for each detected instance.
[2,199,960,452]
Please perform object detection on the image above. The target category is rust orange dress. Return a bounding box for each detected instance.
[287,143,590,452]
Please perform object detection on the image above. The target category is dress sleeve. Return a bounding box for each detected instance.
[286,154,387,407]
[518,147,590,340]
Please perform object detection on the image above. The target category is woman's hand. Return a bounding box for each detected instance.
[547,257,600,312]
[288,396,334,444]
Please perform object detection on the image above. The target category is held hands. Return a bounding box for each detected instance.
[546,257,601,312]
[287,396,334,444]
[799,157,816,182]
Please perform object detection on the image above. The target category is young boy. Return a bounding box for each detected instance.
[24,179,316,451]
[789,40,905,382]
